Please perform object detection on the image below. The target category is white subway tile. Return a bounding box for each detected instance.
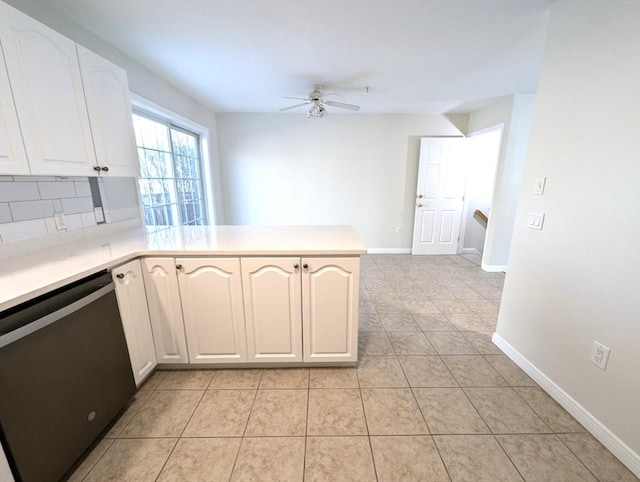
[0,176,14,182]
[0,203,12,223]
[44,216,60,234]
[0,219,47,243]
[65,213,84,231]
[74,181,92,197]
[0,182,40,202]
[9,200,55,221]
[53,199,63,212]
[38,181,77,199]
[61,196,93,215]
[81,211,97,228]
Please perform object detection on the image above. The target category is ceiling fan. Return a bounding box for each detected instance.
[279,84,360,118]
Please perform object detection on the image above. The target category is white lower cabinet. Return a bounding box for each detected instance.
[241,257,303,362]
[139,255,360,366]
[302,257,360,362]
[112,260,157,385]
[141,257,189,364]
[177,258,247,363]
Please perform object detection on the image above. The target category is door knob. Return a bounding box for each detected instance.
[417,194,423,198]
[302,263,309,270]
[417,203,423,208]
[93,166,101,172]
[176,264,182,270]
[116,273,124,279]
[294,264,299,269]
[101,166,109,172]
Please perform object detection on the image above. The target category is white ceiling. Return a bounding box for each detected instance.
[42,0,552,114]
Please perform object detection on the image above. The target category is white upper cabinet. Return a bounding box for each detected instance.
[302,257,360,362]
[0,44,28,175]
[0,1,97,176]
[0,2,139,177]
[77,45,139,177]
[177,258,247,363]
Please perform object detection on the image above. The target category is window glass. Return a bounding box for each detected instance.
[132,112,207,229]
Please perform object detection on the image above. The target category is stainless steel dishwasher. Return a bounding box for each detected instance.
[0,270,136,482]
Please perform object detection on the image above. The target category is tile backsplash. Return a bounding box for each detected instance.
[0,175,108,244]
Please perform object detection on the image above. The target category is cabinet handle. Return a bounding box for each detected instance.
[116,273,124,279]
[101,166,109,172]
[302,263,309,270]
[293,264,299,269]
[176,264,182,270]
[93,166,101,172]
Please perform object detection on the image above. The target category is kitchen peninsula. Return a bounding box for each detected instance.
[0,225,367,378]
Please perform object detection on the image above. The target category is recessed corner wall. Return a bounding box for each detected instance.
[496,0,640,474]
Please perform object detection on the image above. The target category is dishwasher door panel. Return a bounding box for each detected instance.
[0,287,135,482]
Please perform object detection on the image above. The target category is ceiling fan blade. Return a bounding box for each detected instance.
[324,100,360,111]
[283,96,309,101]
[279,102,309,112]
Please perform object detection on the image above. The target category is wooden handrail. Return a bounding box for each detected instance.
[473,209,488,228]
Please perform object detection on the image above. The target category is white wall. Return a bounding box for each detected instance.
[495,0,640,474]
[468,94,535,271]
[216,113,468,249]
[3,0,225,224]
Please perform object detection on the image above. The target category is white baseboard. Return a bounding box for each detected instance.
[367,248,412,254]
[492,333,640,478]
[462,248,482,256]
[481,262,507,273]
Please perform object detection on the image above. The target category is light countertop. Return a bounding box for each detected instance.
[0,225,367,311]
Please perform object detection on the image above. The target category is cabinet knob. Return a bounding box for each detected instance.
[293,264,299,269]
[176,264,182,270]
[417,194,423,198]
[302,263,309,270]
[93,166,102,172]
[116,273,124,279]
[101,166,109,172]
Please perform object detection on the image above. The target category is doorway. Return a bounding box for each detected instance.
[460,127,503,265]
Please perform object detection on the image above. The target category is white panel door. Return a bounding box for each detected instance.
[241,257,302,362]
[0,45,28,175]
[412,137,468,255]
[177,258,247,363]
[77,45,139,177]
[302,257,359,362]
[141,257,189,364]
[112,260,157,386]
[0,2,97,176]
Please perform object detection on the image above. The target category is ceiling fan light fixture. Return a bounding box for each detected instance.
[307,100,326,119]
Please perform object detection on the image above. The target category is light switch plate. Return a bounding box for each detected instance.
[534,177,547,195]
[527,212,545,230]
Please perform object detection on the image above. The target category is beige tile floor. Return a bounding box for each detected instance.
[68,254,637,481]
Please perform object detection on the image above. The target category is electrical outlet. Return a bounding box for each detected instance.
[590,341,610,370]
[94,207,105,223]
[54,213,66,231]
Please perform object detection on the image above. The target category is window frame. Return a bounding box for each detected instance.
[130,94,216,229]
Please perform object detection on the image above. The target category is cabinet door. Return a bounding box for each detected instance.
[112,260,157,386]
[0,44,28,175]
[0,2,96,176]
[141,257,189,364]
[177,258,247,363]
[241,257,302,362]
[77,45,139,177]
[302,257,360,362]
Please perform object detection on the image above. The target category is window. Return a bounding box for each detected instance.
[132,112,207,229]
